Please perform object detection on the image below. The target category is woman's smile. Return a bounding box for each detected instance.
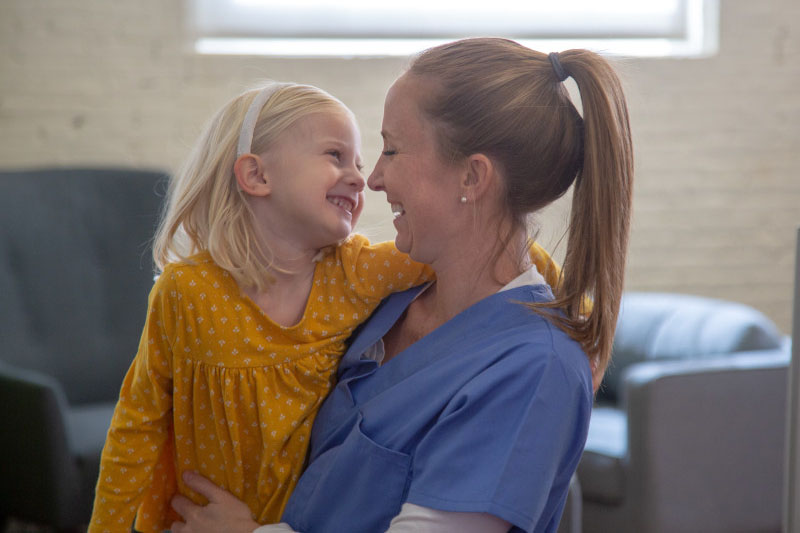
[391,202,405,219]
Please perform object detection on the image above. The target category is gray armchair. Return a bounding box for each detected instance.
[579,292,789,533]
[0,168,167,530]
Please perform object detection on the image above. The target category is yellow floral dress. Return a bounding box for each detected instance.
[89,235,431,532]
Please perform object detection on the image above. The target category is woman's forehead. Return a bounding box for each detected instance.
[383,76,431,138]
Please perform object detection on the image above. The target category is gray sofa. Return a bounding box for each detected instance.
[579,292,790,533]
[0,168,167,530]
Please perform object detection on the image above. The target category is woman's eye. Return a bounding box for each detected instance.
[382,149,396,157]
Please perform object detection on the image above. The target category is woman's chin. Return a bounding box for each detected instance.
[394,235,411,255]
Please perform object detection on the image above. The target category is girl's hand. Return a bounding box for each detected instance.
[170,471,260,533]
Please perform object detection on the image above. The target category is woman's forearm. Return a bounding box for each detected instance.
[252,503,510,533]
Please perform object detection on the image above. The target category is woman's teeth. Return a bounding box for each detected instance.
[391,203,405,219]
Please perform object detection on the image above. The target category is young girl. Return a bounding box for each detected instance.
[90,81,566,532]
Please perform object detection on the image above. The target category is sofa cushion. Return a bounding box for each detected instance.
[0,168,167,405]
[68,402,116,508]
[598,292,783,404]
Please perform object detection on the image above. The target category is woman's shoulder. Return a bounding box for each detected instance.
[469,287,592,387]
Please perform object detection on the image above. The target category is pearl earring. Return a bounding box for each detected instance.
[460,196,467,204]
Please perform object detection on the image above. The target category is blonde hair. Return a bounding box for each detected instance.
[153,82,352,292]
[408,38,634,379]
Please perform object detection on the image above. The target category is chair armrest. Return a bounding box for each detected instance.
[0,362,84,523]
[620,349,789,532]
[556,474,582,533]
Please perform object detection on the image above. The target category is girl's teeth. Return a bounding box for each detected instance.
[328,197,353,212]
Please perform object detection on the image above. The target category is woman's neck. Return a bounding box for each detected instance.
[421,227,530,325]
[379,226,530,366]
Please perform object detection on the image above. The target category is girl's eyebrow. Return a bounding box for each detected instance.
[318,137,349,146]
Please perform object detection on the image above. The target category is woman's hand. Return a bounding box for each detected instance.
[170,471,260,533]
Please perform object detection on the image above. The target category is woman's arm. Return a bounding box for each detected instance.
[385,503,511,533]
[172,473,510,533]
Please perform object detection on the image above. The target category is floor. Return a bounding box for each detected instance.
[2,520,85,533]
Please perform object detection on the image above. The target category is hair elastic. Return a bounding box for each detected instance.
[237,83,285,158]
[548,52,569,82]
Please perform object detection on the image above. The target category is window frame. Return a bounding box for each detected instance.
[190,0,719,58]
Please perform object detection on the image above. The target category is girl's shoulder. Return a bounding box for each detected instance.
[332,234,416,267]
[327,234,431,299]
[157,251,231,289]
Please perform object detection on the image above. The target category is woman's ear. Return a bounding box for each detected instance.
[234,154,271,197]
[460,153,496,203]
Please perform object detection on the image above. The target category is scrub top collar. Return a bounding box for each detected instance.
[338,282,556,407]
[362,266,548,365]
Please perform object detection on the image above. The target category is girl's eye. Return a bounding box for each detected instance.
[327,150,342,160]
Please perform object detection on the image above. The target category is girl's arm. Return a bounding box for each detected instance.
[89,277,176,532]
[341,235,570,300]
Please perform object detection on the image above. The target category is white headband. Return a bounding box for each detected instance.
[236,83,285,158]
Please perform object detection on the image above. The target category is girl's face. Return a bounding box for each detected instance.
[259,110,365,251]
[367,75,464,264]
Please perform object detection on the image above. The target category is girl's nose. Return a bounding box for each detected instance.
[345,167,365,191]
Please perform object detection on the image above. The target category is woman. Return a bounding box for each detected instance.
[171,37,633,533]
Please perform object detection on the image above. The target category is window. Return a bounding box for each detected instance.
[192,0,718,58]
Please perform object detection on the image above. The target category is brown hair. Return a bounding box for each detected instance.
[408,37,634,379]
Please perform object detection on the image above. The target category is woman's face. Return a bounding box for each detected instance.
[367,75,464,264]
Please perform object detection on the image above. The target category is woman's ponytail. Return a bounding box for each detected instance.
[408,39,633,389]
[551,50,634,384]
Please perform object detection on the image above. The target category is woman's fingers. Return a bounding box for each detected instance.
[169,470,260,533]
[182,470,229,504]
[171,493,198,519]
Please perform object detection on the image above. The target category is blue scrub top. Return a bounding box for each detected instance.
[282,283,592,533]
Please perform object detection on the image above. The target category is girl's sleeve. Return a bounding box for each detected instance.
[405,347,592,533]
[337,236,434,300]
[340,236,574,303]
[528,242,594,313]
[88,274,176,533]
[529,241,562,288]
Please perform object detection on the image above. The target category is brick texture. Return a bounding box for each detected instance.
[1,0,797,332]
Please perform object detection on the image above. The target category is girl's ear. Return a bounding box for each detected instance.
[234,154,271,197]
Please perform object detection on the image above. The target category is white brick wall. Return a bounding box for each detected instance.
[1,0,798,332]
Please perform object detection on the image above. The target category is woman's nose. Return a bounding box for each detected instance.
[367,165,383,192]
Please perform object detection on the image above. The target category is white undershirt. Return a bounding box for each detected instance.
[254,503,511,533]
[254,266,546,533]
